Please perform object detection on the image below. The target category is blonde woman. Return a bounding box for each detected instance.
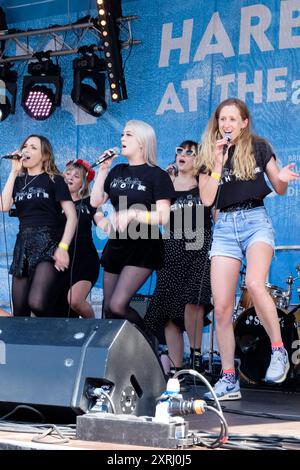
[195,98,299,400]
[91,120,173,330]
[62,159,102,318]
[0,135,77,317]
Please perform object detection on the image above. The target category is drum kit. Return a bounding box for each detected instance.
[234,265,300,385]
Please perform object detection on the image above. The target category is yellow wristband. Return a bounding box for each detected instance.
[58,242,69,251]
[145,211,150,224]
[211,172,221,181]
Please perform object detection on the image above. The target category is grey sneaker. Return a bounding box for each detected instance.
[203,377,241,401]
[264,348,290,383]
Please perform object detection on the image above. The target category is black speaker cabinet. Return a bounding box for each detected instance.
[0,317,166,422]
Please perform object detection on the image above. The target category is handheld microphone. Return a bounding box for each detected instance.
[223,131,232,155]
[91,147,120,168]
[166,162,178,176]
[1,151,29,161]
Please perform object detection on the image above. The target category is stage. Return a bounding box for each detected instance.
[0,383,299,451]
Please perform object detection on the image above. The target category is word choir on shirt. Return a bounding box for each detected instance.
[110,177,146,192]
[221,165,262,183]
[15,187,49,202]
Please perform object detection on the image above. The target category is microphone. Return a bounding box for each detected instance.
[1,151,29,160]
[223,131,232,155]
[91,147,120,168]
[166,162,178,176]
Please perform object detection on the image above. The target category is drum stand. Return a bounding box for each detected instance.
[205,310,221,378]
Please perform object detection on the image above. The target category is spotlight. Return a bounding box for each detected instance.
[0,62,17,122]
[71,48,107,117]
[95,0,127,102]
[21,53,63,120]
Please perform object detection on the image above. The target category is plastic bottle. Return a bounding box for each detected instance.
[154,378,182,423]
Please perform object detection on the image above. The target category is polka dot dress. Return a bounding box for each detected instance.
[144,226,213,335]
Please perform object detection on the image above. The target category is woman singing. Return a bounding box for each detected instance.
[91,120,174,332]
[195,98,299,400]
[0,135,77,317]
[62,159,102,318]
[145,140,213,377]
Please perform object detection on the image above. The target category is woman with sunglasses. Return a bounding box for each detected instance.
[145,140,213,377]
[61,159,107,318]
[195,98,299,401]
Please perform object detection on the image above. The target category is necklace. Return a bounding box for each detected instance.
[21,173,42,191]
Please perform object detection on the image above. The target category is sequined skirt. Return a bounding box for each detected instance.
[10,226,62,278]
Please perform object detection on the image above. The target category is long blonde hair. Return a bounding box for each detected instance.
[20,134,60,179]
[194,98,258,180]
[125,120,157,166]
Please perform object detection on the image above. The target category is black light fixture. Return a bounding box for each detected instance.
[96,0,127,102]
[0,62,17,122]
[71,47,107,117]
[21,52,63,120]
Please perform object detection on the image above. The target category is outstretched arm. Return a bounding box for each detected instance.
[266,157,299,195]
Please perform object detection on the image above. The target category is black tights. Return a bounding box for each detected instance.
[103,266,152,330]
[12,261,61,317]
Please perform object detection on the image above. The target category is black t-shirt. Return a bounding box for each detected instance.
[170,187,212,232]
[73,197,97,243]
[104,163,174,210]
[13,173,72,229]
[104,163,174,239]
[216,139,275,210]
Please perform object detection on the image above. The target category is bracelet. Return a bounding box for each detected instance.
[145,211,150,224]
[211,172,221,181]
[58,242,69,251]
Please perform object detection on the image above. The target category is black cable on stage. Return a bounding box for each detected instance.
[0,160,14,314]
[189,142,228,387]
[221,405,300,422]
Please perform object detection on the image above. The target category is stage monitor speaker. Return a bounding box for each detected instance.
[0,317,166,423]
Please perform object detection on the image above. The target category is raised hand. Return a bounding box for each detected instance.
[278,163,299,183]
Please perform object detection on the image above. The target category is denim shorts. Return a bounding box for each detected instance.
[210,207,275,262]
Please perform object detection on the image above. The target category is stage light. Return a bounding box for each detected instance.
[0,62,17,122]
[96,0,127,102]
[71,48,107,117]
[21,53,62,121]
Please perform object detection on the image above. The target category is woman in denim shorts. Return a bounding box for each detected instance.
[194,98,299,401]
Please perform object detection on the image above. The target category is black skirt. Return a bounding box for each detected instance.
[10,226,61,278]
[101,237,165,274]
[69,244,100,286]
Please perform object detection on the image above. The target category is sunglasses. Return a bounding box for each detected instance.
[175,147,196,157]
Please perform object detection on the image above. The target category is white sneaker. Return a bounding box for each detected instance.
[203,377,241,401]
[265,349,290,383]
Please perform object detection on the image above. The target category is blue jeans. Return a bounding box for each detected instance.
[210,207,275,262]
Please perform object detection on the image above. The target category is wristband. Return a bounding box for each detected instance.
[211,172,221,181]
[145,211,150,224]
[58,242,69,251]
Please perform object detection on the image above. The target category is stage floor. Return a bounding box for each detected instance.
[0,385,299,451]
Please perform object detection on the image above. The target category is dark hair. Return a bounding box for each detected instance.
[20,134,60,178]
[178,140,198,149]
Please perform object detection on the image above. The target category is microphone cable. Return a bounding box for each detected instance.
[0,160,14,314]
[66,179,86,318]
[189,137,229,385]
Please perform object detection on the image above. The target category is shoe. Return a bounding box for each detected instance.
[190,352,205,373]
[264,349,290,383]
[203,377,241,401]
